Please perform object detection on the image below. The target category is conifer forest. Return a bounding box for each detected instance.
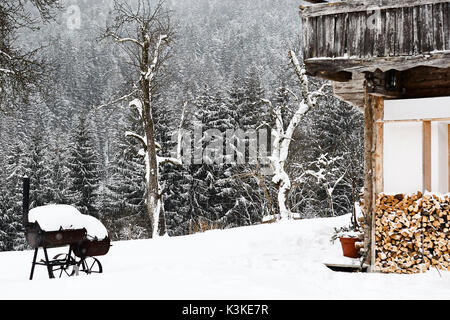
[0,0,364,252]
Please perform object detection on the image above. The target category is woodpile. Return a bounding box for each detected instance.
[374,192,450,274]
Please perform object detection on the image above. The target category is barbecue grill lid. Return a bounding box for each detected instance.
[28,204,108,240]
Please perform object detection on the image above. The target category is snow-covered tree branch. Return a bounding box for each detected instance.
[125,131,147,149]
[305,153,346,217]
[105,0,175,238]
[105,33,145,48]
[262,50,329,220]
[0,0,60,111]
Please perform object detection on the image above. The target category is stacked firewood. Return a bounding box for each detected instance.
[374,192,450,274]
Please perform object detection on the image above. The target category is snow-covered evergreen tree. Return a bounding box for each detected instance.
[46,137,70,205]
[226,69,270,225]
[67,115,101,217]
[190,86,240,227]
[291,98,364,218]
[0,0,367,250]
[103,111,148,240]
[28,113,54,207]
[2,133,29,251]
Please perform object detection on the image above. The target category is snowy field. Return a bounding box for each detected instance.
[0,214,448,300]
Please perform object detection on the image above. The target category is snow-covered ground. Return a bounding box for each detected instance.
[0,214,448,300]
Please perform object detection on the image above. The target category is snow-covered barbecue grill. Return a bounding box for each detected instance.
[22,177,111,280]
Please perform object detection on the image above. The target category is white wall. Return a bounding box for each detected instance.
[384,122,423,194]
[384,96,450,120]
[384,97,450,194]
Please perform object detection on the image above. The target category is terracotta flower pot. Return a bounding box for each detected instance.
[339,237,361,258]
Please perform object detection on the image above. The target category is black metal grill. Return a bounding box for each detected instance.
[23,177,111,280]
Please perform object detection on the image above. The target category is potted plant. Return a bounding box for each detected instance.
[331,225,363,258]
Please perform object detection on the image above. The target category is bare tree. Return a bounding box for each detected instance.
[303,153,346,217]
[261,50,328,220]
[0,0,60,111]
[104,0,181,238]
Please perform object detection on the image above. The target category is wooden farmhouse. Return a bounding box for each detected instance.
[300,0,450,273]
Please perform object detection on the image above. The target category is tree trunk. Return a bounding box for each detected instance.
[326,187,334,217]
[277,176,291,220]
[141,41,165,239]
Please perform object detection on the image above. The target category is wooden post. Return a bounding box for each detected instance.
[374,120,384,195]
[422,121,431,192]
[372,96,384,272]
[363,92,384,272]
[363,96,373,226]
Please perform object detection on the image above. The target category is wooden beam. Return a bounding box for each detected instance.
[365,69,403,98]
[305,51,450,76]
[363,93,384,272]
[332,67,450,107]
[423,121,432,192]
[333,73,365,110]
[363,94,374,271]
[377,117,450,124]
[373,97,385,196]
[310,70,353,82]
[375,122,384,195]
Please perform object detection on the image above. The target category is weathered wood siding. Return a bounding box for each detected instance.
[302,1,450,60]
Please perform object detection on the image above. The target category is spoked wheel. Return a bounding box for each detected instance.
[50,253,77,278]
[78,256,103,275]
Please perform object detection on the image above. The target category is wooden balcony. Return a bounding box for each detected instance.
[301,0,450,79]
[300,0,450,109]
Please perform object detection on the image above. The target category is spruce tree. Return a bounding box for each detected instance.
[47,137,70,205]
[28,116,54,207]
[227,69,268,225]
[238,67,266,131]
[291,96,364,218]
[104,112,148,239]
[0,156,10,251]
[191,86,240,227]
[2,134,30,251]
[67,115,101,217]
